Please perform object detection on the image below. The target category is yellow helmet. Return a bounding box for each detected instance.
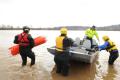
[60,27,68,35]
[102,36,109,41]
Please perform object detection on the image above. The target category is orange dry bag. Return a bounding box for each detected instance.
[9,36,46,56]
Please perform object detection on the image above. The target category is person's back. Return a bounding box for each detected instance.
[56,34,73,52]
[55,27,73,76]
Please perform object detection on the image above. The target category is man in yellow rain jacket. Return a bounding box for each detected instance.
[54,27,73,76]
[85,25,99,48]
[99,36,119,65]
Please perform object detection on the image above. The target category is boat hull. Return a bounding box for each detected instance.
[47,46,98,63]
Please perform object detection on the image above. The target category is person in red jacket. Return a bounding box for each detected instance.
[14,26,35,67]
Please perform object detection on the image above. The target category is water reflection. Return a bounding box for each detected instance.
[52,56,98,80]
[103,65,117,80]
[95,57,119,80]
[7,64,52,80]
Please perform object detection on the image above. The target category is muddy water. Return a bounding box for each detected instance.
[0,30,120,80]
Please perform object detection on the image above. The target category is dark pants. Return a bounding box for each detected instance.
[54,51,70,76]
[86,37,93,48]
[109,50,119,65]
[19,46,35,66]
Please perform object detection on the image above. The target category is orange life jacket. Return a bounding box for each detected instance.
[18,32,30,46]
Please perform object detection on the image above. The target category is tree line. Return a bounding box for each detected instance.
[0,24,120,31]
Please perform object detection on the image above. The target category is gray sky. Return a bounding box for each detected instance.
[0,0,120,27]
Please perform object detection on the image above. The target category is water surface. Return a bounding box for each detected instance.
[0,30,120,80]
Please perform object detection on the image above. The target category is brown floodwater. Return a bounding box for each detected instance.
[52,55,120,80]
[0,30,120,80]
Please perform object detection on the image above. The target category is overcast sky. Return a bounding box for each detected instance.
[0,0,120,27]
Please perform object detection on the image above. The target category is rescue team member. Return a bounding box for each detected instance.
[14,26,35,67]
[99,36,119,65]
[85,25,99,48]
[54,27,73,76]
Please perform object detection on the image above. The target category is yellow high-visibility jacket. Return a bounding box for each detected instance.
[85,28,99,39]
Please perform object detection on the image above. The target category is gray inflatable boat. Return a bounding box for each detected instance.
[47,38,99,63]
